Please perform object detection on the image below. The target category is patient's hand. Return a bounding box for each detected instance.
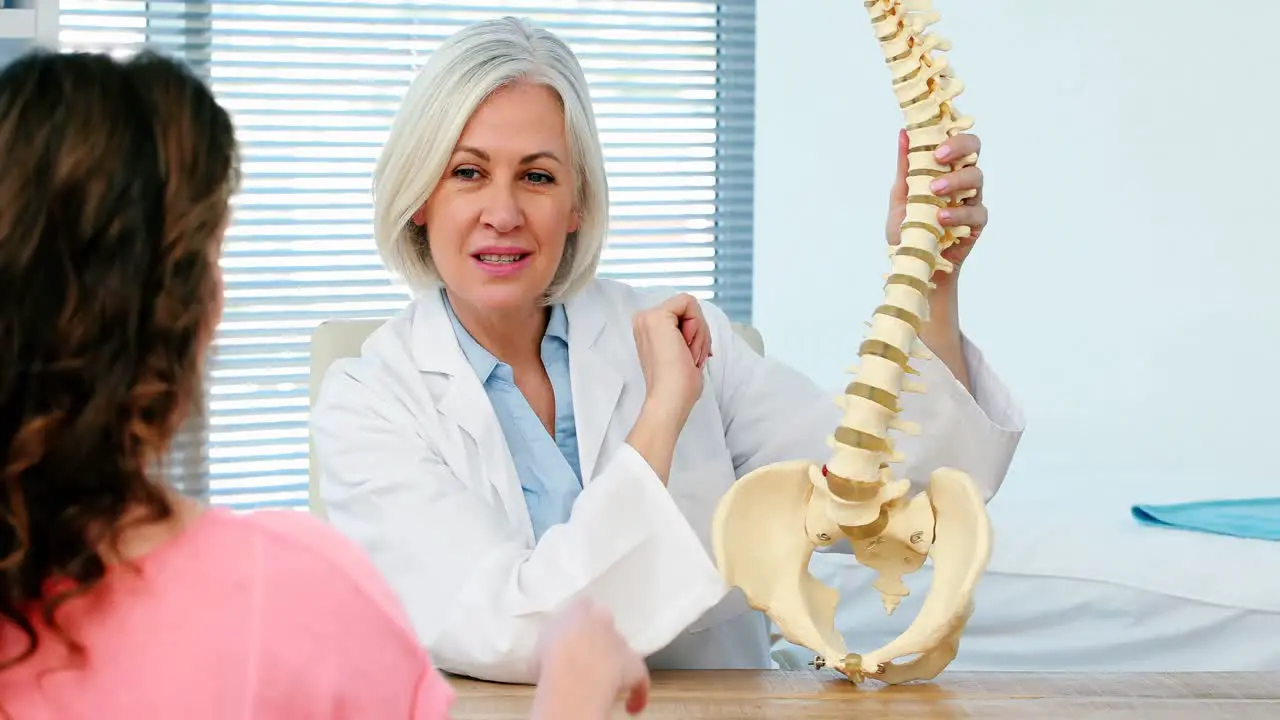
[533,599,651,718]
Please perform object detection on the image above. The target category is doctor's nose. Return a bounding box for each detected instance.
[480,184,522,234]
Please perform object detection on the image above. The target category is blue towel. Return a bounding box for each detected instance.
[1131,498,1280,541]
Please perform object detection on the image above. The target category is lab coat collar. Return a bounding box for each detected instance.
[408,289,533,540]
[438,287,571,385]
[563,283,626,483]
[406,281,628,538]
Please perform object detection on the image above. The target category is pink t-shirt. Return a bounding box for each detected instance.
[0,506,455,719]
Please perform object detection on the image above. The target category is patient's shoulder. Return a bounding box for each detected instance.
[235,511,450,715]
[241,510,414,626]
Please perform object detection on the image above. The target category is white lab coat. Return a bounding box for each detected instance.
[310,278,1025,684]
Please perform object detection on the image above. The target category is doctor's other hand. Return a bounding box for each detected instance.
[533,599,651,719]
[625,293,709,484]
[631,292,709,424]
[884,129,987,281]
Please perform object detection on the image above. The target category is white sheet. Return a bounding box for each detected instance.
[984,484,1280,613]
[770,486,1280,672]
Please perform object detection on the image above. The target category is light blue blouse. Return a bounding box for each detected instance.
[441,290,583,540]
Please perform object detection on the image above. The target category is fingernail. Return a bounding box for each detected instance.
[935,146,950,160]
[930,179,948,192]
[939,210,952,221]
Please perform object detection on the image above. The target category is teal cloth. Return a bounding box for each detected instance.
[1131,498,1280,541]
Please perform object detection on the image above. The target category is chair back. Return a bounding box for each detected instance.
[308,318,386,517]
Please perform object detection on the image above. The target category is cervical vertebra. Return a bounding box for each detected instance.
[711,0,991,685]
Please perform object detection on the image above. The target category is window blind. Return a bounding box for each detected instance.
[59,0,756,511]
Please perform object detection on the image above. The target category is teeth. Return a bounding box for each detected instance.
[477,254,522,263]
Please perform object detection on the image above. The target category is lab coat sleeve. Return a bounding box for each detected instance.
[705,303,1025,504]
[311,364,728,685]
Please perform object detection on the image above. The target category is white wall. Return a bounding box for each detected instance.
[0,0,59,66]
[753,0,1280,509]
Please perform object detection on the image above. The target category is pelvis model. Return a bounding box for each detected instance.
[711,0,988,685]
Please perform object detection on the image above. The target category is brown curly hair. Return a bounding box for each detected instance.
[0,49,240,673]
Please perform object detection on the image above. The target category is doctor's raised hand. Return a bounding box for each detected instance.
[886,129,988,268]
[883,128,989,388]
[311,16,1026,688]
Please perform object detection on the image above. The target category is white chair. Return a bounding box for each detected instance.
[307,316,765,517]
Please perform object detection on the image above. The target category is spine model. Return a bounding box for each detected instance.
[813,0,975,534]
[709,0,992,688]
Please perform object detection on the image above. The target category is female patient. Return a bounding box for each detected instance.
[312,15,1027,684]
[0,50,647,718]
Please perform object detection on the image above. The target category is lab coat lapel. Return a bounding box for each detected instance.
[410,290,533,542]
[565,284,627,484]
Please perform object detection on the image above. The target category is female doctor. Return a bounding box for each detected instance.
[311,16,1025,684]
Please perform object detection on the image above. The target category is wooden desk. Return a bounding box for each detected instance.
[450,669,1280,719]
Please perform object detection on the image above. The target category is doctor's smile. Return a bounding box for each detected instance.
[471,246,535,276]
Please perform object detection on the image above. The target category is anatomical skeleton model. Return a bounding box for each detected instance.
[710,0,990,685]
